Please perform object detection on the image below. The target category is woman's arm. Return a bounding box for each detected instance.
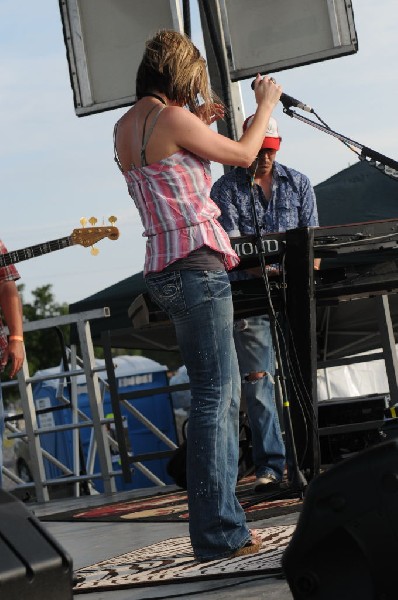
[164,76,282,167]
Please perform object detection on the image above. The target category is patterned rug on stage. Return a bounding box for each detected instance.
[73,524,294,594]
[41,479,302,523]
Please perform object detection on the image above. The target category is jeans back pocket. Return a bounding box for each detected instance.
[145,271,185,317]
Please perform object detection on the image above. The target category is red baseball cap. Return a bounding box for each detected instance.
[243,115,281,151]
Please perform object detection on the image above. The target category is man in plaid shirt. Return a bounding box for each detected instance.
[0,239,24,486]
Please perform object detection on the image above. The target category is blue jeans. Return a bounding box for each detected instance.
[233,315,285,480]
[146,269,250,561]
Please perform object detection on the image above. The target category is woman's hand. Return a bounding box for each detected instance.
[197,103,225,125]
[253,74,282,109]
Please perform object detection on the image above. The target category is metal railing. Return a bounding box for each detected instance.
[2,307,182,503]
[2,308,117,502]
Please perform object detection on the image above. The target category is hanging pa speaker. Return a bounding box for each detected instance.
[282,439,398,600]
[0,489,73,599]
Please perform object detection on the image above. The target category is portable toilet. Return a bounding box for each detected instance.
[77,355,177,492]
[31,356,177,492]
[30,366,81,484]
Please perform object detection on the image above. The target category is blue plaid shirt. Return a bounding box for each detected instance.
[210,162,318,238]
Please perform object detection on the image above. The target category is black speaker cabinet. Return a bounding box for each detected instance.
[282,439,398,599]
[0,489,73,599]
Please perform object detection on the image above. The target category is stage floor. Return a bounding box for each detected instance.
[29,484,298,599]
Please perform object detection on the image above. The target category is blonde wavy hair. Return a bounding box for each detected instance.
[136,29,222,123]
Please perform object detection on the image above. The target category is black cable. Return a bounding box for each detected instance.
[273,311,311,470]
[268,263,311,467]
[277,269,315,421]
[276,256,320,469]
[278,245,322,449]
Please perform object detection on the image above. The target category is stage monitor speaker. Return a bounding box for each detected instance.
[219,0,358,81]
[58,0,183,116]
[282,439,398,600]
[0,489,73,599]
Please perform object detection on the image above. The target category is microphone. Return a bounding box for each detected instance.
[251,79,314,113]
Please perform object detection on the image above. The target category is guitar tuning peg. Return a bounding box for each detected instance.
[80,217,88,228]
[89,216,97,226]
[108,216,117,225]
[90,246,100,256]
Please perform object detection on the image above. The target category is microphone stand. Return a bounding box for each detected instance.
[281,104,398,176]
[245,164,307,501]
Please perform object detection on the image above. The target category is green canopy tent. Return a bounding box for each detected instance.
[316,160,398,226]
[314,160,398,361]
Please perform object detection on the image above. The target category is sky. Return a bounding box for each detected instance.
[1,0,397,307]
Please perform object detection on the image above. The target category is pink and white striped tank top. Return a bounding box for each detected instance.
[122,148,240,276]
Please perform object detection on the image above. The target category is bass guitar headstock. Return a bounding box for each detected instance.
[71,216,119,254]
